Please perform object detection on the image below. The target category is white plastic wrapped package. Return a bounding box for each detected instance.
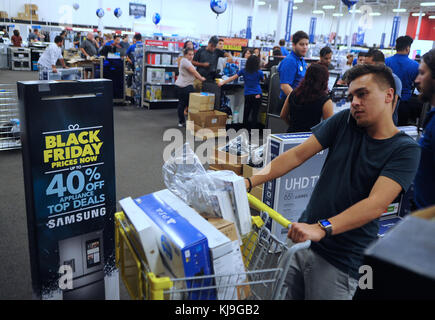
[162,143,224,218]
[220,132,250,156]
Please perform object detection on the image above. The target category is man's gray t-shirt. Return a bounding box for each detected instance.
[80,39,98,57]
[299,109,421,279]
[193,48,225,82]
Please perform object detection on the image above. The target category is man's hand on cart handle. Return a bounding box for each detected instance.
[288,223,326,243]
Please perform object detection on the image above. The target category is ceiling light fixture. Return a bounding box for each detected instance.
[420,2,435,6]
[349,9,362,14]
[322,5,335,10]
[392,8,407,13]
[333,13,344,17]
[294,0,304,3]
[313,10,325,14]
[258,1,266,5]
[369,12,381,16]
[293,6,298,10]
[412,12,426,16]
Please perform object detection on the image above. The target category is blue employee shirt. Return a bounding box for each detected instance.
[126,41,142,63]
[237,69,264,96]
[280,46,290,56]
[277,50,307,99]
[106,40,114,46]
[385,54,419,101]
[414,107,435,209]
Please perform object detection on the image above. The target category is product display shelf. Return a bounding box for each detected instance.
[0,84,21,151]
[141,46,180,110]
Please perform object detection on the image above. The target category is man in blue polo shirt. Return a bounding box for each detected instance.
[126,33,143,66]
[386,36,420,125]
[277,31,309,109]
[413,49,435,209]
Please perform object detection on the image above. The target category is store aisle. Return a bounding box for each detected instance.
[0,70,181,299]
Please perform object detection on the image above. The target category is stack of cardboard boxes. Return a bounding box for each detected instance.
[0,11,8,19]
[16,4,39,21]
[187,92,227,138]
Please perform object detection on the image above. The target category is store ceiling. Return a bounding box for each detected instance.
[252,0,435,13]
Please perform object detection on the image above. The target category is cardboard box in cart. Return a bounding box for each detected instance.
[263,133,328,243]
[189,92,215,112]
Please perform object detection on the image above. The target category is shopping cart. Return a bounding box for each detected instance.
[115,193,311,300]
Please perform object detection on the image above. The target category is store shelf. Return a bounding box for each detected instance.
[145,49,181,54]
[145,64,178,68]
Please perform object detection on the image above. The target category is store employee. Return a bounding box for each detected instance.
[37,36,68,78]
[277,31,309,108]
[126,33,143,65]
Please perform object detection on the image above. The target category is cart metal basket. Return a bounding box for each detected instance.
[0,84,21,151]
[115,193,310,300]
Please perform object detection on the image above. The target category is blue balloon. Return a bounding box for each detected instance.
[210,0,228,15]
[153,13,161,25]
[96,8,105,18]
[341,0,359,10]
[114,8,122,18]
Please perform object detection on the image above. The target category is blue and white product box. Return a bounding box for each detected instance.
[263,133,328,243]
[156,190,246,300]
[133,192,214,300]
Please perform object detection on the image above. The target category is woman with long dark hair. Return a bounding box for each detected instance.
[218,55,264,129]
[280,63,333,133]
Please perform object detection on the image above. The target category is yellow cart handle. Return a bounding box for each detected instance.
[247,193,292,229]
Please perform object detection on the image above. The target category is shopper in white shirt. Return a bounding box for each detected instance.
[37,36,68,79]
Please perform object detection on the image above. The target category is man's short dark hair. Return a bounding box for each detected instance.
[320,46,332,57]
[34,29,39,33]
[422,48,435,79]
[395,35,413,51]
[347,64,396,97]
[273,48,282,56]
[366,49,385,63]
[209,36,219,46]
[218,38,224,43]
[279,39,286,46]
[292,31,309,45]
[54,35,63,44]
[133,33,142,41]
[114,35,121,39]
[358,52,366,57]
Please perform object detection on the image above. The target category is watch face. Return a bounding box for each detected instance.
[320,220,331,227]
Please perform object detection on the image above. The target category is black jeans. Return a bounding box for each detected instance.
[244,94,262,130]
[176,85,194,124]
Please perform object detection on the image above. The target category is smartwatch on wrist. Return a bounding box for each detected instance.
[318,219,333,238]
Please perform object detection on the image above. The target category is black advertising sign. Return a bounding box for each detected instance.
[18,79,118,300]
[129,3,146,18]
